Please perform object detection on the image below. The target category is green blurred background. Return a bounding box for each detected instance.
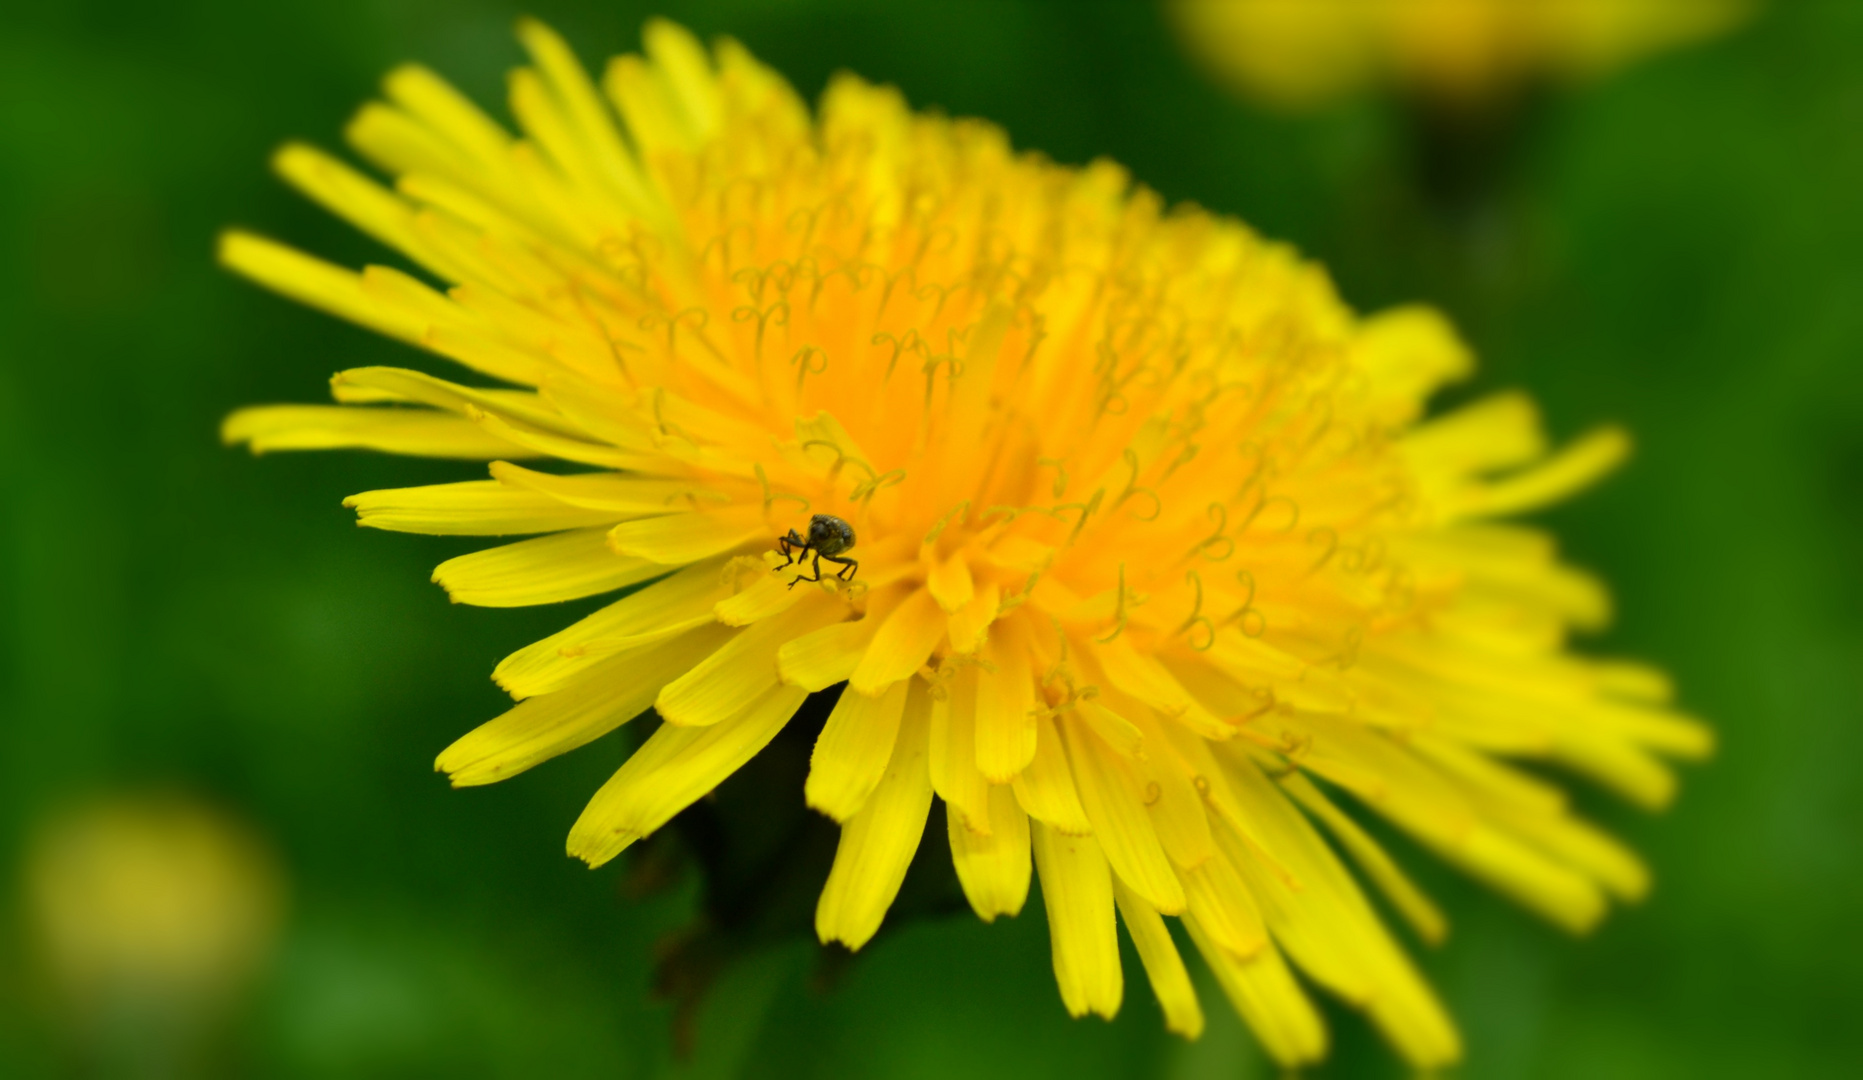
[2,0,1858,1076]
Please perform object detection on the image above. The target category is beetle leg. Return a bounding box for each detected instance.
[776,531,804,570]
[786,547,827,589]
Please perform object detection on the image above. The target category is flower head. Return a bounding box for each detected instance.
[223,19,1708,1068]
[1169,0,1754,110]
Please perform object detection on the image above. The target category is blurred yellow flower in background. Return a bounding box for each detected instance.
[1168,0,1755,110]
[23,795,283,1065]
[222,19,1708,1067]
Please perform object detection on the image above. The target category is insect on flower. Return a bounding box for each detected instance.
[776,514,859,588]
[219,16,1713,1071]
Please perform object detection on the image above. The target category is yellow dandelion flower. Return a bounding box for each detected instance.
[222,19,1710,1068]
[1168,0,1755,110]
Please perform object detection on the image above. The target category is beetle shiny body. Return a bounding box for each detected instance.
[776,514,859,588]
